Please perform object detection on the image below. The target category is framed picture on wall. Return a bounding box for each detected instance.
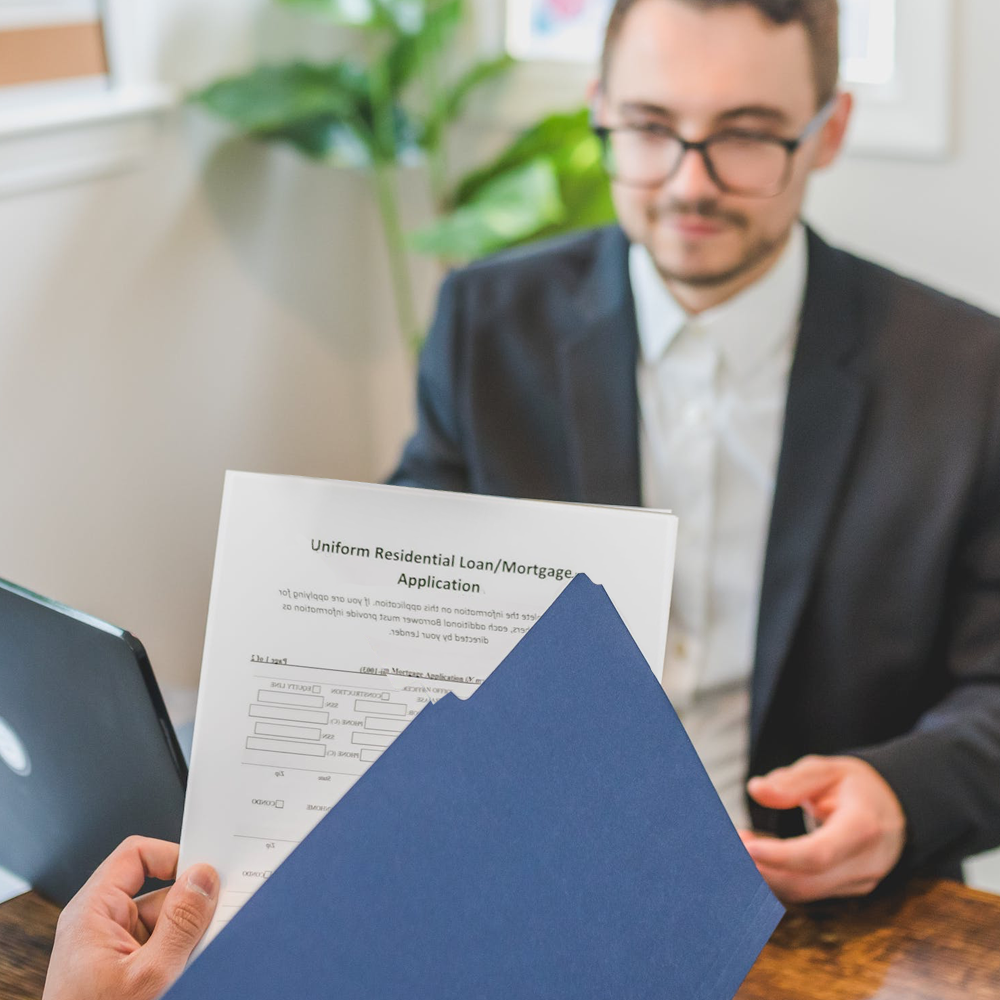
[838,0,953,158]
[506,0,613,63]
[840,0,896,85]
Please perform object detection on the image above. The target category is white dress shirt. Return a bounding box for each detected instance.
[630,224,807,827]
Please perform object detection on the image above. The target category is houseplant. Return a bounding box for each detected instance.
[194,0,613,346]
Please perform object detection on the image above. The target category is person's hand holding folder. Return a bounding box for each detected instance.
[42,838,217,1000]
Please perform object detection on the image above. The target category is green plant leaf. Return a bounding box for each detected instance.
[547,129,616,229]
[194,62,365,133]
[193,60,424,163]
[414,107,614,260]
[421,53,514,148]
[261,103,419,163]
[255,120,353,161]
[386,0,463,92]
[452,108,596,204]
[411,158,565,259]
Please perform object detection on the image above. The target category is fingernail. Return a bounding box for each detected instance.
[187,871,217,899]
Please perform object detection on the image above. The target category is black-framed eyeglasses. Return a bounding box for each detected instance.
[591,96,837,198]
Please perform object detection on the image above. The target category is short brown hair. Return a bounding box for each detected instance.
[601,0,840,107]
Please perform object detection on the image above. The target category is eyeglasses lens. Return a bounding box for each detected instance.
[603,130,790,197]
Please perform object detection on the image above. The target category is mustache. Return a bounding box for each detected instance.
[648,199,749,229]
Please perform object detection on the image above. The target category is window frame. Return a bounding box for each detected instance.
[0,0,173,199]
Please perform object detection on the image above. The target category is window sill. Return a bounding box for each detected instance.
[0,84,177,199]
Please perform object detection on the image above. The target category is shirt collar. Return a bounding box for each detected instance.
[629,240,688,364]
[629,222,808,377]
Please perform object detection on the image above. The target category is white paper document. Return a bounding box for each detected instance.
[180,473,677,948]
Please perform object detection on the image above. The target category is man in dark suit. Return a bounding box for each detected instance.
[390,0,1000,901]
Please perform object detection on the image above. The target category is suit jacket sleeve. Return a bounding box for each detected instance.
[387,272,470,493]
[853,370,1000,876]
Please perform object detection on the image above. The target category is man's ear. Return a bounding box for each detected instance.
[813,90,854,170]
[586,78,602,116]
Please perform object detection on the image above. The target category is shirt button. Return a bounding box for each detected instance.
[682,402,709,426]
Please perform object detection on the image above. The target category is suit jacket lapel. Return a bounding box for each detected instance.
[751,229,869,748]
[558,226,642,506]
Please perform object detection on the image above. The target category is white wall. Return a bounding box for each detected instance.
[805,1,1000,314]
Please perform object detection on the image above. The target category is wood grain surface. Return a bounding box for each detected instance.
[0,891,58,1000]
[736,879,1000,1000]
[2,879,998,999]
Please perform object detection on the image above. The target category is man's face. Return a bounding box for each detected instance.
[598,0,848,301]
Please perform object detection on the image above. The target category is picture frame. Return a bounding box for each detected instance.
[505,0,612,63]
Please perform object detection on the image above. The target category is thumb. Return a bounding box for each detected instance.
[747,755,840,810]
[135,864,218,987]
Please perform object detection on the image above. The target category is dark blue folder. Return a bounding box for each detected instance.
[168,575,782,999]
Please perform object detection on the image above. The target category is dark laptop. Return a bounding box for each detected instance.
[0,577,187,905]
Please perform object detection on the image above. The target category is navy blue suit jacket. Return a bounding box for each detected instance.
[390,225,1000,880]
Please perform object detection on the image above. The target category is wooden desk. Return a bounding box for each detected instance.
[0,891,58,1000]
[738,879,1000,999]
[2,880,999,999]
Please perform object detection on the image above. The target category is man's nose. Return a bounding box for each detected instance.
[665,146,723,202]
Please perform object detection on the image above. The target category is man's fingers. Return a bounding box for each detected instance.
[736,828,776,851]
[753,859,882,903]
[742,805,871,874]
[131,865,219,987]
[746,756,841,810]
[134,886,171,939]
[84,837,181,901]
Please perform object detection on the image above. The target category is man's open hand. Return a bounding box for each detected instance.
[738,755,906,903]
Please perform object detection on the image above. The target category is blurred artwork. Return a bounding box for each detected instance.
[506,0,898,87]
[506,0,614,63]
